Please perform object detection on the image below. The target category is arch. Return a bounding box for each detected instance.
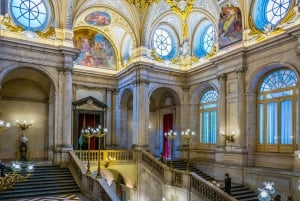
[190,82,219,105]
[148,85,182,106]
[0,64,57,161]
[247,62,299,94]
[0,63,58,92]
[119,87,134,107]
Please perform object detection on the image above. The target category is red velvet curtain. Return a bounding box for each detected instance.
[163,113,173,159]
[78,113,100,150]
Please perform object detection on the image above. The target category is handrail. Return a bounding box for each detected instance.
[69,151,120,201]
[190,172,238,201]
[74,149,134,162]
[73,149,239,201]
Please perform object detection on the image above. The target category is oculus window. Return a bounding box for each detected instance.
[193,21,216,58]
[199,89,218,145]
[9,0,51,31]
[257,68,297,153]
[152,28,176,60]
[252,0,292,31]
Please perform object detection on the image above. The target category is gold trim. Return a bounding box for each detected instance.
[127,0,160,13]
[248,0,296,39]
[166,0,195,39]
[1,14,24,32]
[35,27,55,39]
[205,44,217,59]
[151,50,163,62]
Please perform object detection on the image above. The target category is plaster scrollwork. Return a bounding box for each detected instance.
[193,0,219,20]
[229,0,239,7]
[142,1,171,45]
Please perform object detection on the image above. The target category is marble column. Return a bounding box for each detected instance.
[62,67,73,150]
[217,73,226,147]
[236,68,246,149]
[132,69,149,149]
[246,92,256,167]
[105,88,113,146]
[294,81,300,170]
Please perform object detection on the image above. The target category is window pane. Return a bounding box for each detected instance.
[10,0,50,31]
[203,112,209,144]
[199,112,202,143]
[210,111,217,144]
[258,104,264,144]
[266,102,277,144]
[153,29,172,57]
[259,69,297,92]
[266,90,293,99]
[280,100,292,144]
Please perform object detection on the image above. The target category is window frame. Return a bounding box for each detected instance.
[257,69,297,153]
[199,89,218,148]
[9,0,52,32]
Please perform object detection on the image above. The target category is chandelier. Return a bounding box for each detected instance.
[0,161,34,192]
[0,120,10,132]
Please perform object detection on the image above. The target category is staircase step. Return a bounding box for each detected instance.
[0,165,80,200]
[167,160,258,201]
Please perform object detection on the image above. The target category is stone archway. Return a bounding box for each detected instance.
[148,86,181,158]
[119,88,133,149]
[0,67,54,161]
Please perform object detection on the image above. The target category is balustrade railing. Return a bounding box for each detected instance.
[73,149,238,201]
[74,149,134,163]
[69,151,120,201]
[190,172,238,201]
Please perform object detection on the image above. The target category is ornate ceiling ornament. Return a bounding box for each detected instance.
[127,0,160,12]
[166,0,195,39]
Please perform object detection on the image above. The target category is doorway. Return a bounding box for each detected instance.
[163,113,173,159]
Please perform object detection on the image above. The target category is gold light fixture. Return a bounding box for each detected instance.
[0,120,10,132]
[181,128,195,172]
[94,126,108,178]
[0,161,34,192]
[220,131,235,146]
[16,120,33,130]
[81,127,96,175]
[164,130,177,169]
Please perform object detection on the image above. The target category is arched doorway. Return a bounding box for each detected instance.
[148,87,181,159]
[0,67,53,161]
[119,89,133,149]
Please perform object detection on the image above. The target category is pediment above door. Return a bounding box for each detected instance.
[72,96,107,111]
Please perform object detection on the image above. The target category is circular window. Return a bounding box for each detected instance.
[193,22,216,58]
[252,0,292,31]
[153,29,172,57]
[203,24,215,54]
[9,0,51,31]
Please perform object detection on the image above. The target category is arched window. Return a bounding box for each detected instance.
[193,21,216,58]
[252,0,292,31]
[257,68,297,153]
[152,28,176,60]
[9,0,51,32]
[199,89,218,145]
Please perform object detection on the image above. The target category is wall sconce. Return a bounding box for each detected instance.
[0,120,10,132]
[16,120,33,130]
[220,131,235,146]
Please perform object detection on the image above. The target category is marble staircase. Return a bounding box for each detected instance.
[0,164,81,200]
[168,160,258,201]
